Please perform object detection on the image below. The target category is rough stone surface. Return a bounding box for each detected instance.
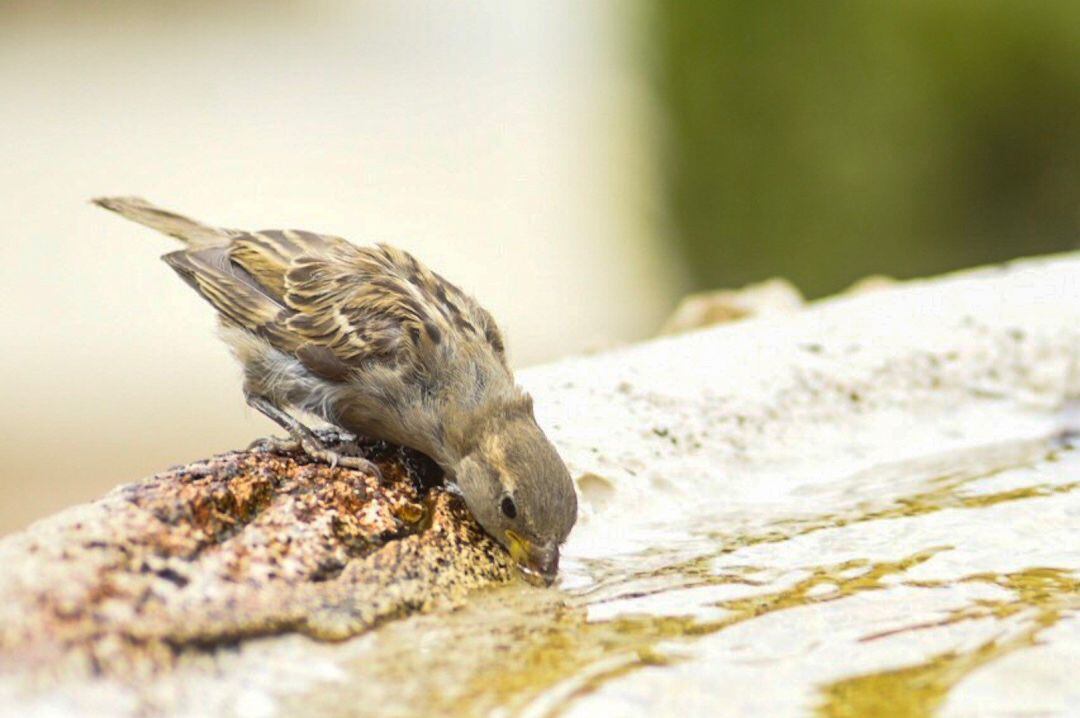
[0,435,513,679]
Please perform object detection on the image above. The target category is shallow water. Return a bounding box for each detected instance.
[285,433,1079,717]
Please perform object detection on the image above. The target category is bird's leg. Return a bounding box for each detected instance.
[245,394,382,478]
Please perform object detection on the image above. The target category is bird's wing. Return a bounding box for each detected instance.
[162,246,291,344]
[228,229,355,298]
[281,242,508,372]
[162,227,508,381]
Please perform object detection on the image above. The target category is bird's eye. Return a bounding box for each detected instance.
[500,496,517,519]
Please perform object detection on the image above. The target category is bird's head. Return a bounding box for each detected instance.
[454,407,577,586]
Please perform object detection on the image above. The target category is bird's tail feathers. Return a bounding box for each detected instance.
[92,196,230,247]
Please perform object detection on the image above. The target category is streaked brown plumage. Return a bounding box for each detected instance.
[94,197,577,584]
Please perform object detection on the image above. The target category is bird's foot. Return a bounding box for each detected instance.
[302,442,383,478]
[243,395,382,478]
[248,434,381,478]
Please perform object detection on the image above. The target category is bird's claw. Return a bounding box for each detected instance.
[337,454,384,481]
[300,442,382,479]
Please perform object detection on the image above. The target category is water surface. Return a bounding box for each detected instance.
[279,432,1078,716]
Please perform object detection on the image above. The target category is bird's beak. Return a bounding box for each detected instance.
[505,530,559,587]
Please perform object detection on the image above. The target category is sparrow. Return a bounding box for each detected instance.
[94,197,577,585]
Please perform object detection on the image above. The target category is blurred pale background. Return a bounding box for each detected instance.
[2,1,1078,534]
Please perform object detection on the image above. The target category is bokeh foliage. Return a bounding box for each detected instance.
[653,1,1080,296]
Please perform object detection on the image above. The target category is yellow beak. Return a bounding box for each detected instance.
[505,530,559,587]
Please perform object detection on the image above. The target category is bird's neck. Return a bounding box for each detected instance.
[441,386,533,465]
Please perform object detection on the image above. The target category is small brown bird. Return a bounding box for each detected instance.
[94,197,577,584]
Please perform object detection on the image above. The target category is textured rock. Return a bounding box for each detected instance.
[0,435,513,680]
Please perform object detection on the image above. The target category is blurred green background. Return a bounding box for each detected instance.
[2,0,1078,533]
[653,0,1080,296]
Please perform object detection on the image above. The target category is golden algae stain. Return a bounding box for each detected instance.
[440,610,698,718]
[817,567,1080,718]
[819,653,985,718]
[711,549,945,618]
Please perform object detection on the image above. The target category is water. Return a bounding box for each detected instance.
[279,433,1080,717]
